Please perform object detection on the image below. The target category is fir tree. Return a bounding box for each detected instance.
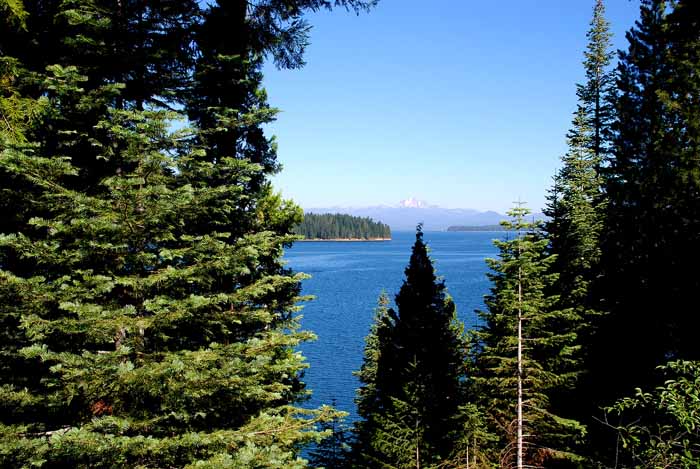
[352,229,469,468]
[581,0,616,160]
[352,292,391,462]
[542,0,613,452]
[588,3,700,459]
[0,82,334,469]
[0,0,376,466]
[472,204,584,467]
[544,0,612,332]
[308,403,353,469]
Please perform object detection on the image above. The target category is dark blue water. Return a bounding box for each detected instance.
[285,230,500,420]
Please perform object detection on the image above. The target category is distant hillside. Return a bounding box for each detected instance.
[447,224,506,232]
[306,201,547,231]
[295,213,391,240]
[307,206,504,231]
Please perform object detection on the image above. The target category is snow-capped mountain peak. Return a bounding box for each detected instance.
[398,197,428,208]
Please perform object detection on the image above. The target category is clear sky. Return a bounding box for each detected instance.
[264,0,640,213]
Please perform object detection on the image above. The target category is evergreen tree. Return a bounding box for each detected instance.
[581,0,616,160]
[0,0,376,466]
[0,75,333,469]
[352,229,469,468]
[545,0,612,330]
[588,2,700,458]
[308,405,353,469]
[542,0,613,452]
[472,204,584,467]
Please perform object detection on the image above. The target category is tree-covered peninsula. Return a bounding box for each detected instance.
[295,213,391,241]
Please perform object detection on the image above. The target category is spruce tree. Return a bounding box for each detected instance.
[472,204,584,467]
[0,0,376,466]
[352,229,469,468]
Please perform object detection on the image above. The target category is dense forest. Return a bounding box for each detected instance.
[295,213,391,240]
[1,0,699,468]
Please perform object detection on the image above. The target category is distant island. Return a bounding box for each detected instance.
[295,213,391,241]
[446,224,506,232]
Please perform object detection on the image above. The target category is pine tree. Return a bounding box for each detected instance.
[352,229,469,468]
[369,362,428,469]
[472,204,584,468]
[588,3,700,457]
[545,107,606,343]
[0,0,376,466]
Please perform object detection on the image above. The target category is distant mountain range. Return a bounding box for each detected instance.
[307,199,545,231]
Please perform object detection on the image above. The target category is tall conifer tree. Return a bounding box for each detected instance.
[589,3,700,453]
[352,228,469,468]
[0,0,375,466]
[542,1,613,447]
[472,205,584,467]
[545,0,612,304]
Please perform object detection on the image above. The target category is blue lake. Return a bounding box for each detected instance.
[285,230,500,420]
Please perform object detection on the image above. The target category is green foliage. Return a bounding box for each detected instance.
[587,3,700,461]
[352,230,471,468]
[544,0,611,339]
[543,1,613,458]
[308,416,353,469]
[0,58,48,144]
[0,0,28,29]
[580,0,615,159]
[472,205,584,467]
[295,213,391,240]
[368,368,427,469]
[0,99,337,467]
[0,0,376,466]
[606,361,700,468]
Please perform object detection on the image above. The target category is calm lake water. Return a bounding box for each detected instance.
[285,230,500,421]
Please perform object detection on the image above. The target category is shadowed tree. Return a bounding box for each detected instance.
[352,227,470,468]
[542,1,613,455]
[588,2,700,462]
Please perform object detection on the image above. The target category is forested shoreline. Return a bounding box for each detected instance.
[295,213,391,240]
[1,0,699,468]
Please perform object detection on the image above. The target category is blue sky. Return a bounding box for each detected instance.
[264,0,640,213]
